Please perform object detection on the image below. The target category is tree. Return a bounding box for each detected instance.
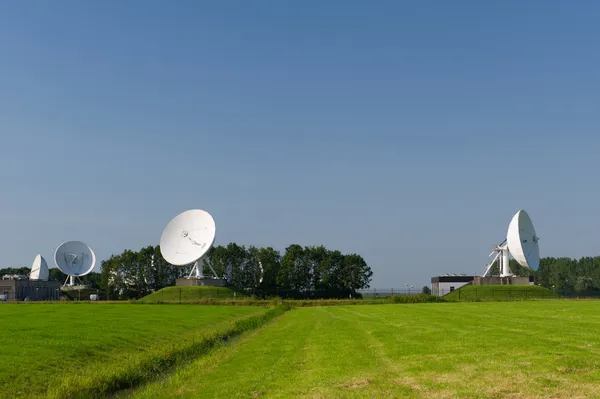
[319,249,345,290]
[342,254,373,291]
[225,243,250,289]
[256,246,281,290]
[49,268,68,283]
[574,276,594,292]
[278,244,312,292]
[422,286,431,294]
[206,245,229,279]
[0,267,31,276]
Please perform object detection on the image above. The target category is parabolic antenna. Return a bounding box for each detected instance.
[54,241,96,286]
[29,254,49,281]
[483,209,540,277]
[160,209,218,279]
[507,210,540,271]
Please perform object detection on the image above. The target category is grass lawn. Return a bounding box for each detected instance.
[0,304,266,398]
[133,301,600,398]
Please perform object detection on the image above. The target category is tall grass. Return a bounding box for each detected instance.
[390,294,446,303]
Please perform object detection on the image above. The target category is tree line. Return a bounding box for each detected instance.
[8,253,600,298]
[536,257,600,293]
[487,256,600,294]
[99,243,374,299]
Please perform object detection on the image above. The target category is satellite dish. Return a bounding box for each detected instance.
[54,241,96,287]
[507,210,540,270]
[483,209,540,277]
[160,209,219,279]
[29,254,49,281]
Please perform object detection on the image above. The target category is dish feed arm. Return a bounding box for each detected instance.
[483,251,501,277]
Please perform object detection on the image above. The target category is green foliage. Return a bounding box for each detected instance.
[103,243,373,300]
[535,256,600,294]
[100,246,186,299]
[391,294,445,303]
[483,256,600,295]
[0,267,31,276]
[422,285,431,294]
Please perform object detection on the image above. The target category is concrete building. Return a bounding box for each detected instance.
[431,275,535,296]
[0,278,62,301]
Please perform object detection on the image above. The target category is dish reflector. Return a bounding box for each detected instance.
[507,210,540,270]
[54,241,96,277]
[30,254,49,281]
[159,209,216,266]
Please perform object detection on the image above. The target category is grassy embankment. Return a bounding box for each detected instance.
[0,304,287,399]
[137,286,250,304]
[132,301,600,398]
[444,284,559,301]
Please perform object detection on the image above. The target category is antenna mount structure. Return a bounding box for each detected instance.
[483,239,511,277]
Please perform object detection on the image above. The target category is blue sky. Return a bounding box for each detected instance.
[1,1,599,289]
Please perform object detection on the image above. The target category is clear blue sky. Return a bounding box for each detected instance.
[1,1,599,289]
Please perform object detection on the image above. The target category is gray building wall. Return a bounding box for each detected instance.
[432,281,471,296]
[0,280,62,301]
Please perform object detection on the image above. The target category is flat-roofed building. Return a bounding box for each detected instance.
[0,278,62,301]
[430,275,475,296]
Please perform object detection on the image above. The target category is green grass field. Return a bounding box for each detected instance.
[445,284,558,301]
[138,286,249,303]
[5,299,600,398]
[132,301,600,399]
[0,304,266,398]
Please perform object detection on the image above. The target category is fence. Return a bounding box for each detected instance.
[140,288,421,303]
[357,289,423,298]
[443,288,558,300]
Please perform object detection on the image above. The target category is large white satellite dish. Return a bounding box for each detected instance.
[54,241,96,287]
[483,209,540,277]
[159,209,219,279]
[507,210,540,271]
[29,254,49,281]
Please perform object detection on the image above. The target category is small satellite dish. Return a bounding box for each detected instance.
[54,241,96,287]
[507,210,540,271]
[29,254,49,281]
[160,209,219,279]
[483,209,540,277]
